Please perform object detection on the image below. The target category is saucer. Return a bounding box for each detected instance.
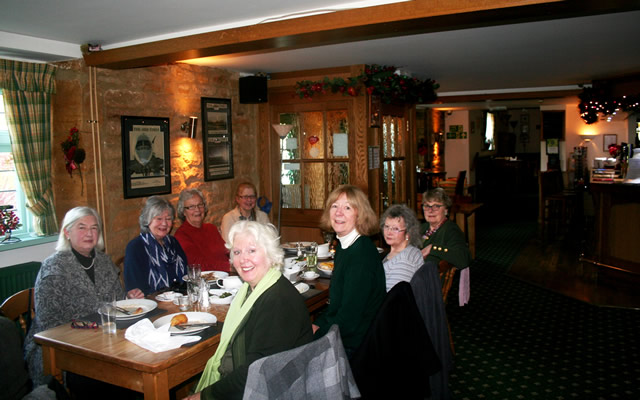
[302,272,320,281]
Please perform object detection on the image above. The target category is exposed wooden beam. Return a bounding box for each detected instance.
[85,0,640,69]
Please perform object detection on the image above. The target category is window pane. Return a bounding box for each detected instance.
[282,162,301,209]
[279,113,299,160]
[383,159,406,205]
[303,162,325,209]
[328,162,349,193]
[327,110,349,159]
[300,111,324,159]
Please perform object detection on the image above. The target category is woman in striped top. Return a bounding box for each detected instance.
[380,204,424,292]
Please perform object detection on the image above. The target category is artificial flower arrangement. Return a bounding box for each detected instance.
[0,206,21,241]
[295,64,439,104]
[61,127,86,193]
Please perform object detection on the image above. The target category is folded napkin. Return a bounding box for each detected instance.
[125,319,201,353]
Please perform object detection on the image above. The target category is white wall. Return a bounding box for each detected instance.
[444,110,470,181]
[0,241,55,268]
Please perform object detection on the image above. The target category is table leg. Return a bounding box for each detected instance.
[41,345,64,385]
[143,370,170,400]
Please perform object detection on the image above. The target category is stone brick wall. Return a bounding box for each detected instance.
[52,59,262,262]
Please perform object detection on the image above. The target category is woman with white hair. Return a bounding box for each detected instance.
[124,195,187,296]
[187,221,313,400]
[23,206,133,387]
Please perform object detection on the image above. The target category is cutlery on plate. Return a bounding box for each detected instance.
[174,322,216,330]
[115,306,132,315]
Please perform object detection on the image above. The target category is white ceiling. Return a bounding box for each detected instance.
[1,0,639,98]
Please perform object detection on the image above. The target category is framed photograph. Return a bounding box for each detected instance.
[546,138,559,155]
[121,116,171,199]
[201,97,234,181]
[603,134,617,151]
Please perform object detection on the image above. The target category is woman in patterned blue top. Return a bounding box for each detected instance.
[125,196,187,296]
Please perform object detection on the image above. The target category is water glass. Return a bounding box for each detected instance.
[188,278,201,304]
[188,264,201,282]
[177,295,190,311]
[305,242,318,271]
[98,303,117,335]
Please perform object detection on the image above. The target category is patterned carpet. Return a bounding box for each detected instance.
[447,221,640,400]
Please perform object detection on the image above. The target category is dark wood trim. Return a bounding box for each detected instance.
[83,1,640,69]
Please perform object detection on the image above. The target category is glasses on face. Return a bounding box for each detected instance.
[383,225,406,234]
[238,195,256,200]
[422,204,444,211]
[184,203,205,211]
[71,319,98,329]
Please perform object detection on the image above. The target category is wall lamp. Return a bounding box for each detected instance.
[181,116,198,139]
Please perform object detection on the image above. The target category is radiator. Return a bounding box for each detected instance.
[0,262,41,304]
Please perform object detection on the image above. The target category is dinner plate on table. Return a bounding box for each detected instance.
[209,289,237,305]
[153,312,217,335]
[318,261,334,277]
[182,270,229,283]
[114,299,157,320]
[294,282,310,294]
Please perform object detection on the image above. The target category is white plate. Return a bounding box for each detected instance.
[209,289,237,305]
[155,291,178,302]
[317,254,333,261]
[282,241,315,249]
[202,271,229,282]
[114,299,157,320]
[294,282,310,294]
[153,312,217,335]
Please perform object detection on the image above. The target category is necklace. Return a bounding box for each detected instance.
[80,257,95,270]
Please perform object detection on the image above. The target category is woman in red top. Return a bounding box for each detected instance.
[175,188,230,272]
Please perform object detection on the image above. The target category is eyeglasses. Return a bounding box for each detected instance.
[184,203,205,211]
[422,204,444,211]
[71,319,98,329]
[383,225,406,234]
[238,195,256,200]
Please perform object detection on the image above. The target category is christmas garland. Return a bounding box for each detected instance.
[295,64,439,104]
[578,86,640,124]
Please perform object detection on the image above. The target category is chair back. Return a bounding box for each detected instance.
[438,260,457,305]
[0,288,34,338]
[455,170,467,196]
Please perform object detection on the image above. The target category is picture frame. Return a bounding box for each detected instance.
[603,134,617,151]
[201,97,234,181]
[121,116,171,199]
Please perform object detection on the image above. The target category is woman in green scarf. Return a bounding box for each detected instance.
[186,221,313,400]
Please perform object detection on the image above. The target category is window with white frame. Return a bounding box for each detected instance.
[0,90,34,236]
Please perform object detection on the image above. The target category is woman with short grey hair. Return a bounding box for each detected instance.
[125,196,187,295]
[24,206,130,387]
[380,204,424,291]
[176,188,207,221]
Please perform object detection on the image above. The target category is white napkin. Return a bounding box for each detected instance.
[125,319,200,353]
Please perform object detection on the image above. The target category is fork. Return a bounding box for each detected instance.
[174,323,216,330]
[114,306,132,315]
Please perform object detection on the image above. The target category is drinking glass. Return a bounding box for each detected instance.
[98,303,117,334]
[188,264,201,282]
[188,278,201,305]
[304,242,318,272]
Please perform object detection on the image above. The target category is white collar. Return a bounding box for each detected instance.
[337,229,360,249]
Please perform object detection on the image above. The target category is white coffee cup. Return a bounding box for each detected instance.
[317,243,330,258]
[303,271,318,280]
[217,276,243,290]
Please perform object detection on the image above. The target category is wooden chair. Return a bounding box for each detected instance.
[438,260,457,354]
[539,170,576,238]
[0,288,35,338]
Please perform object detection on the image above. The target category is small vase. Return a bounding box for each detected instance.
[1,229,21,244]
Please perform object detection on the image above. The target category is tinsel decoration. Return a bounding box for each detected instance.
[578,86,640,124]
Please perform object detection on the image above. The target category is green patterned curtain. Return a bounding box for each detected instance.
[0,59,58,235]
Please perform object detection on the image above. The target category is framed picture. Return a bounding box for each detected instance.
[546,138,559,155]
[201,97,234,181]
[603,134,617,151]
[121,116,171,199]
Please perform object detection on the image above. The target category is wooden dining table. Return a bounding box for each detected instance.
[34,278,330,399]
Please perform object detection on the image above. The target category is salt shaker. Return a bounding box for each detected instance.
[199,278,209,309]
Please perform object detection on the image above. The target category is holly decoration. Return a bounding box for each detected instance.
[295,64,439,104]
[60,127,86,193]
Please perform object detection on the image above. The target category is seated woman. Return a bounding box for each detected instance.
[220,182,269,244]
[23,207,139,387]
[312,185,386,357]
[174,188,230,272]
[124,196,187,296]
[188,221,313,400]
[380,204,424,292]
[420,188,471,269]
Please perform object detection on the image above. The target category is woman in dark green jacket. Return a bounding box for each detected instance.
[420,188,471,269]
[312,185,386,356]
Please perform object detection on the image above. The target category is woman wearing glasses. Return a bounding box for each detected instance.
[420,188,471,268]
[380,204,424,292]
[175,188,230,272]
[220,182,269,244]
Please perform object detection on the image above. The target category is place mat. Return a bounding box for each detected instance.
[81,307,166,330]
[182,322,223,347]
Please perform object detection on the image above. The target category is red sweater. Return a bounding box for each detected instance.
[174,221,230,272]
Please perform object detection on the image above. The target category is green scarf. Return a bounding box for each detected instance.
[195,268,282,392]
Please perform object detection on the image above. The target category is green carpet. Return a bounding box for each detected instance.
[447,221,640,399]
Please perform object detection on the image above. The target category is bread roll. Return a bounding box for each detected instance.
[170,313,188,327]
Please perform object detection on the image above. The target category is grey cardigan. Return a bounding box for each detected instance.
[23,250,124,386]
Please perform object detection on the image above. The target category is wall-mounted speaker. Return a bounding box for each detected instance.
[239,76,268,103]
